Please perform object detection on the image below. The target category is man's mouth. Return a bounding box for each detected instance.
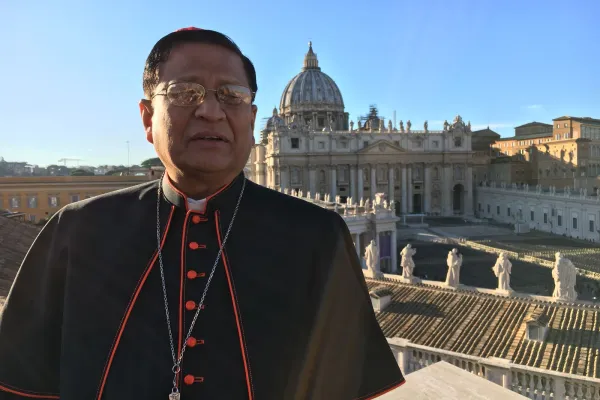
[196,136,227,142]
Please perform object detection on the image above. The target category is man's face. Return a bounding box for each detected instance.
[141,42,257,178]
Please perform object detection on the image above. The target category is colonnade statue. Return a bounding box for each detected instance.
[400,244,417,280]
[492,252,512,291]
[445,248,462,287]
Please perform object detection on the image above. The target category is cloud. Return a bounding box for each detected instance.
[523,104,543,110]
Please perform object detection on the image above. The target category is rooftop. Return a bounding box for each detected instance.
[0,216,41,307]
[553,116,600,124]
[366,277,600,378]
[515,122,553,129]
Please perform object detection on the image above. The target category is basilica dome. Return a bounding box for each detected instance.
[279,42,345,119]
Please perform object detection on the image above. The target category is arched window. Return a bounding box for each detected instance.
[319,170,326,183]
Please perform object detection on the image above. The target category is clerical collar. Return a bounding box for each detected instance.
[161,172,245,214]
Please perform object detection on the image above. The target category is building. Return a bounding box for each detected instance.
[247,43,477,217]
[476,183,600,243]
[365,273,600,399]
[0,174,153,223]
[490,117,600,192]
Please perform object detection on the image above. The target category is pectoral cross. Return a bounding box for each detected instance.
[169,393,180,400]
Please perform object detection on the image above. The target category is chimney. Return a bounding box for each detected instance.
[369,286,392,312]
[525,309,550,342]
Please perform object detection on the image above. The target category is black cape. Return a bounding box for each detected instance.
[0,173,405,399]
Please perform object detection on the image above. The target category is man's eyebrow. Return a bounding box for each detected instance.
[171,75,246,86]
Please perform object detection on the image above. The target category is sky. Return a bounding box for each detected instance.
[1,0,599,167]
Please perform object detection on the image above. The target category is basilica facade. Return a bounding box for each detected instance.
[246,43,477,216]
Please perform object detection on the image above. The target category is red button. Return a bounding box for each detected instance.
[187,270,197,279]
[185,300,196,310]
[189,242,199,250]
[184,374,195,385]
[192,215,202,224]
[187,337,198,347]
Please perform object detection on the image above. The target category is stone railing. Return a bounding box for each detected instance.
[388,338,600,400]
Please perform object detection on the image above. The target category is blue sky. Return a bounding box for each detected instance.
[1,0,598,167]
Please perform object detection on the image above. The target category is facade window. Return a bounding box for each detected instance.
[394,140,400,147]
[10,197,20,208]
[589,219,595,233]
[497,205,500,215]
[318,142,325,149]
[487,204,490,213]
[29,214,36,223]
[432,140,439,148]
[530,210,534,221]
[71,195,80,203]
[318,117,324,128]
[544,213,548,224]
[338,140,348,149]
[319,170,326,183]
[363,141,369,148]
[573,217,578,230]
[291,138,299,149]
[478,203,482,212]
[558,214,562,226]
[507,207,511,217]
[454,137,462,147]
[28,196,37,208]
[48,196,59,207]
[291,168,300,184]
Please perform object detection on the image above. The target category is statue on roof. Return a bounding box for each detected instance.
[492,252,512,291]
[467,121,472,132]
[424,120,428,133]
[350,120,354,132]
[399,120,404,133]
[364,240,382,278]
[400,244,417,280]
[552,252,578,301]
[379,119,385,132]
[443,120,449,132]
[388,120,393,132]
[406,120,412,133]
[445,248,462,287]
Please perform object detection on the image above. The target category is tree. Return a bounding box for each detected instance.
[70,169,94,176]
[141,157,163,168]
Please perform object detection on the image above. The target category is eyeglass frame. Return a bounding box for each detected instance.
[150,81,256,107]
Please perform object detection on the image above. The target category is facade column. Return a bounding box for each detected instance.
[388,164,395,201]
[309,166,317,195]
[407,165,413,213]
[370,165,377,200]
[354,233,361,258]
[350,166,357,200]
[391,229,398,273]
[357,166,364,201]
[401,165,407,214]
[280,166,289,190]
[443,165,452,215]
[424,164,431,214]
[465,165,473,215]
[330,167,337,199]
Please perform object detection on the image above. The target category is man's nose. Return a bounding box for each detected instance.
[193,92,226,121]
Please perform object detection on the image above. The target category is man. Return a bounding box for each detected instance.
[0,28,404,399]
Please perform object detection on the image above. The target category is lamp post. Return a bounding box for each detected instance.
[126,141,130,176]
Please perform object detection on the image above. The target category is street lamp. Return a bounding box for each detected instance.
[126,141,130,176]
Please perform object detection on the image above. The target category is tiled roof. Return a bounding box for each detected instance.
[0,216,41,305]
[366,278,600,378]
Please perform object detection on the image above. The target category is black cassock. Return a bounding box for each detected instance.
[0,173,405,400]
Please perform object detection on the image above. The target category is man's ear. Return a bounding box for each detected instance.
[139,99,154,144]
[250,104,258,132]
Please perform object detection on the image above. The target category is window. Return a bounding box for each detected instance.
[589,219,595,233]
[558,214,562,226]
[497,205,500,215]
[363,141,369,148]
[478,203,482,211]
[507,207,511,217]
[432,140,439,148]
[48,196,59,207]
[28,196,37,208]
[531,210,534,221]
[454,137,462,147]
[291,168,300,184]
[291,138,299,149]
[394,140,400,146]
[573,217,578,230]
[544,213,548,223]
[318,117,324,127]
[318,142,325,149]
[29,215,36,223]
[487,204,490,213]
[338,140,348,149]
[71,195,80,203]
[319,170,326,183]
[10,197,20,208]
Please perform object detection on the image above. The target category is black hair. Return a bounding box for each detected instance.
[142,28,257,100]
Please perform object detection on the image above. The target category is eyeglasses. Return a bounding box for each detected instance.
[152,82,255,107]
